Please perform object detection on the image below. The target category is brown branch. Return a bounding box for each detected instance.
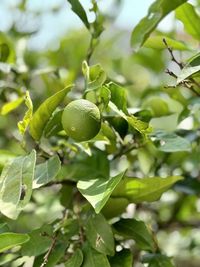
[112,143,143,160]
[41,180,76,188]
[40,232,58,267]
[163,38,184,69]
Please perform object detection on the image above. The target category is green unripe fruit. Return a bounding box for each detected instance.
[61,99,101,142]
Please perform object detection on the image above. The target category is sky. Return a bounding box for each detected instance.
[0,0,176,51]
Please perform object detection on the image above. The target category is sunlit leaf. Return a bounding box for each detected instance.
[144,36,190,51]
[1,96,24,115]
[177,65,200,84]
[112,176,183,203]
[33,155,61,189]
[77,171,125,213]
[151,131,191,152]
[176,3,200,41]
[0,233,29,253]
[18,91,33,136]
[29,85,72,140]
[0,150,36,219]
[131,0,188,51]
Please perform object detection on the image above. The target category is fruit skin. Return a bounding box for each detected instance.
[61,99,101,142]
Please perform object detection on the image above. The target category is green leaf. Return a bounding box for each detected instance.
[112,176,183,203]
[176,3,200,41]
[142,253,175,267]
[21,226,52,256]
[177,65,200,84]
[44,243,68,267]
[63,149,109,181]
[186,52,200,67]
[109,249,133,267]
[67,0,90,30]
[0,150,36,219]
[77,171,125,213]
[82,243,111,267]
[109,102,151,137]
[102,197,129,219]
[29,85,72,140]
[18,91,33,136]
[85,213,115,256]
[113,219,156,252]
[131,0,188,51]
[0,223,10,234]
[83,62,107,92]
[0,150,17,171]
[0,233,29,252]
[33,155,61,189]
[0,43,10,62]
[0,96,24,115]
[65,249,83,267]
[144,36,190,51]
[106,82,128,114]
[151,131,191,152]
[44,110,63,137]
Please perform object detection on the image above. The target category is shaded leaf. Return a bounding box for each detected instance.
[0,150,36,219]
[0,43,10,62]
[131,0,188,51]
[65,249,83,267]
[29,85,72,140]
[0,233,29,253]
[142,253,175,267]
[109,102,151,137]
[63,148,109,181]
[67,0,90,30]
[21,225,52,256]
[109,249,133,267]
[102,197,129,219]
[112,176,183,203]
[77,171,125,213]
[106,82,128,114]
[176,3,200,41]
[113,219,156,251]
[33,155,61,189]
[44,109,63,137]
[82,243,110,267]
[85,213,115,256]
[151,131,191,152]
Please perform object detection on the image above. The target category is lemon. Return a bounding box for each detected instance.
[62,99,101,142]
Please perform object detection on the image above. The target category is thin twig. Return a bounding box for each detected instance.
[165,69,177,78]
[112,143,143,160]
[163,38,184,69]
[40,232,58,267]
[41,180,76,188]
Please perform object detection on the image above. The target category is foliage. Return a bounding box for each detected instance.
[0,0,200,266]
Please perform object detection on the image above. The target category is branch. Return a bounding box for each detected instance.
[41,180,76,188]
[163,38,184,69]
[40,232,58,267]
